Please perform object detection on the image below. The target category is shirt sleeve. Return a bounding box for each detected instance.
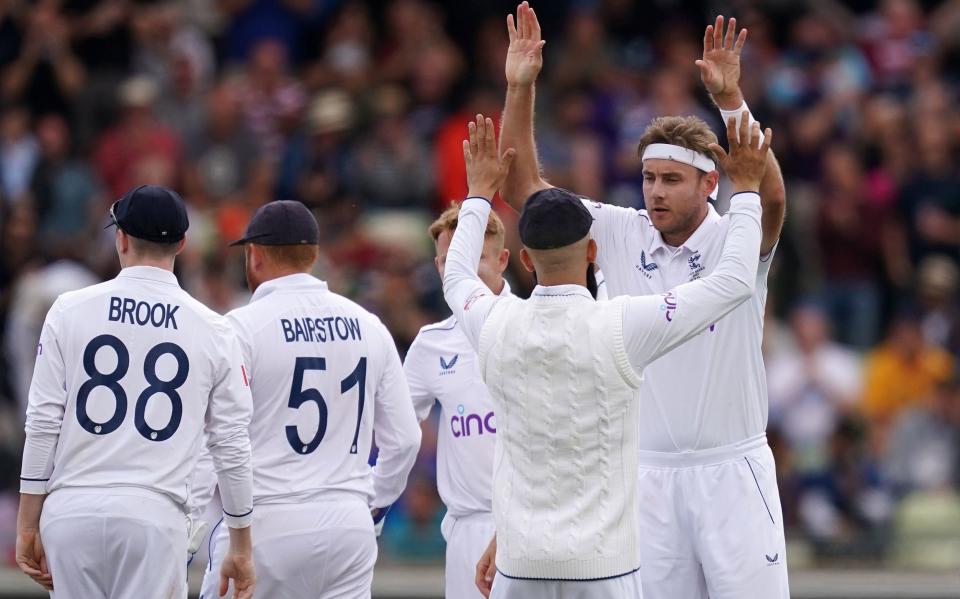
[622,192,763,372]
[371,323,422,508]
[582,197,639,273]
[204,320,254,529]
[20,299,67,495]
[442,198,504,351]
[403,337,436,422]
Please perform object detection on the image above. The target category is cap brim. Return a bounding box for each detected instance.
[228,233,270,247]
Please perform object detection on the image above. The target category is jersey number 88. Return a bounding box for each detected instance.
[76,334,188,442]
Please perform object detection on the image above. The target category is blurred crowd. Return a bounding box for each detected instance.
[0,0,958,571]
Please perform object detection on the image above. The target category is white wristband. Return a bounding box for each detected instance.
[718,101,765,145]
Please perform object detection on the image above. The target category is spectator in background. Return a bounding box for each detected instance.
[885,376,960,493]
[862,311,955,439]
[380,476,446,563]
[183,81,271,210]
[237,38,306,161]
[92,76,181,199]
[915,255,960,357]
[303,1,374,93]
[767,304,863,473]
[29,113,102,254]
[281,89,354,210]
[347,85,433,211]
[896,116,960,268]
[815,143,889,348]
[0,107,39,203]
[859,0,934,94]
[0,0,85,120]
[798,418,894,560]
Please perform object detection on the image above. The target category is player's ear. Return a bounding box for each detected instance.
[586,238,597,263]
[519,247,535,273]
[703,170,719,198]
[174,238,186,256]
[498,248,510,273]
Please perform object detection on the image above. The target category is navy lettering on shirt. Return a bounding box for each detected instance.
[281,317,363,343]
[108,296,180,329]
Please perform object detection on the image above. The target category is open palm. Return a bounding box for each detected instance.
[696,15,747,99]
[505,2,545,87]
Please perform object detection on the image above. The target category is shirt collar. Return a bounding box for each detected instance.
[648,203,721,256]
[496,278,513,297]
[251,273,329,302]
[530,284,594,301]
[117,265,179,286]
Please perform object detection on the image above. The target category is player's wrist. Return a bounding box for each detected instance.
[712,88,744,111]
[466,190,495,204]
[506,81,535,92]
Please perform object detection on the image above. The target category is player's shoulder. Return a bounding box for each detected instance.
[411,316,458,345]
[52,279,116,312]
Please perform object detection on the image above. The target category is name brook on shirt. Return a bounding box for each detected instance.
[108,296,180,329]
[281,317,363,343]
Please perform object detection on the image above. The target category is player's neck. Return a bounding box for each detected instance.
[659,203,709,248]
[536,271,586,289]
[120,258,175,272]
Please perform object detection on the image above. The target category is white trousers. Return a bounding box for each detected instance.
[201,496,377,599]
[41,488,188,599]
[441,511,495,599]
[636,434,790,599]
[490,569,642,599]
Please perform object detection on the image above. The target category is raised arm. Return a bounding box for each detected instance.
[443,115,516,350]
[623,118,772,371]
[499,2,551,211]
[697,15,785,256]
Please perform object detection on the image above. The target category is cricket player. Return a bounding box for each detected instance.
[16,185,256,599]
[452,113,770,598]
[403,205,512,599]
[200,200,422,599]
[493,5,789,598]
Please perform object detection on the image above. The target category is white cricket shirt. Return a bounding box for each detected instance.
[403,281,512,518]
[21,266,254,528]
[583,199,776,452]
[442,195,762,579]
[226,273,421,509]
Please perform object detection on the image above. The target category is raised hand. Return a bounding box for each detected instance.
[505,2,545,88]
[708,112,772,193]
[695,15,747,106]
[464,114,516,201]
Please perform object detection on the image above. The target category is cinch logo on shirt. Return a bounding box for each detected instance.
[659,291,677,322]
[439,354,458,375]
[636,251,658,279]
[451,403,496,438]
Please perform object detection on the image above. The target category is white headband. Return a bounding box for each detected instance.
[642,143,719,200]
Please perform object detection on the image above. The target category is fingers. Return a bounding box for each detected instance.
[724,17,737,49]
[506,14,516,42]
[475,558,489,595]
[734,27,748,53]
[725,116,738,149]
[484,116,495,154]
[707,143,728,163]
[500,147,517,173]
[704,24,713,52]
[738,111,750,147]
[462,139,471,164]
[694,59,710,78]
[468,119,479,158]
[518,2,527,39]
[760,127,773,153]
[219,573,228,597]
[529,4,541,41]
[712,15,723,51]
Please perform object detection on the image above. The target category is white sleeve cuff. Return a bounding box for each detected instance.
[223,508,253,529]
[718,101,765,144]
[19,478,48,494]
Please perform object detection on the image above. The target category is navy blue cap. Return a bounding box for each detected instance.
[518,188,592,250]
[229,201,319,247]
[107,185,189,243]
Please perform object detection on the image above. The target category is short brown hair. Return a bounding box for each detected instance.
[259,244,319,270]
[429,203,505,246]
[128,237,180,259]
[637,116,719,163]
